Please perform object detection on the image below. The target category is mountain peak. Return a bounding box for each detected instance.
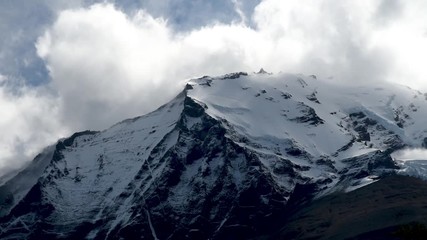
[257,68,268,74]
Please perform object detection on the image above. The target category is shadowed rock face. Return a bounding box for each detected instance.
[422,137,427,148]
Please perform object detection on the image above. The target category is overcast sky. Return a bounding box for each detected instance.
[1,0,427,175]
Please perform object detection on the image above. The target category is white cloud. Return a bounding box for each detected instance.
[38,1,427,93]
[35,4,263,131]
[231,0,247,24]
[2,1,427,176]
[392,148,427,161]
[0,74,6,84]
[0,80,67,175]
[393,148,427,180]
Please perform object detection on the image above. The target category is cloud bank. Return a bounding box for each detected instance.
[0,83,66,174]
[2,0,427,175]
[393,148,427,161]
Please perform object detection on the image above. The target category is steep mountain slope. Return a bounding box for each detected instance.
[0,72,426,239]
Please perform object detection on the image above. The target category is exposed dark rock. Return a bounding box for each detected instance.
[316,157,337,172]
[257,68,268,74]
[306,92,320,104]
[184,83,193,90]
[186,144,204,164]
[220,72,248,80]
[297,77,308,88]
[422,137,427,148]
[333,137,356,156]
[280,92,292,99]
[349,112,366,119]
[286,147,303,156]
[355,125,370,141]
[291,103,324,126]
[62,130,98,147]
[183,97,206,118]
[393,106,407,128]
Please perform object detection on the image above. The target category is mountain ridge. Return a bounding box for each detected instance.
[0,71,426,239]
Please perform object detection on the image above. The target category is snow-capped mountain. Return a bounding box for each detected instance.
[1,71,427,239]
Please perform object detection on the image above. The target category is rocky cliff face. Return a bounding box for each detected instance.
[1,72,426,239]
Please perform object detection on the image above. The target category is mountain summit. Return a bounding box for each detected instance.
[1,72,427,239]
